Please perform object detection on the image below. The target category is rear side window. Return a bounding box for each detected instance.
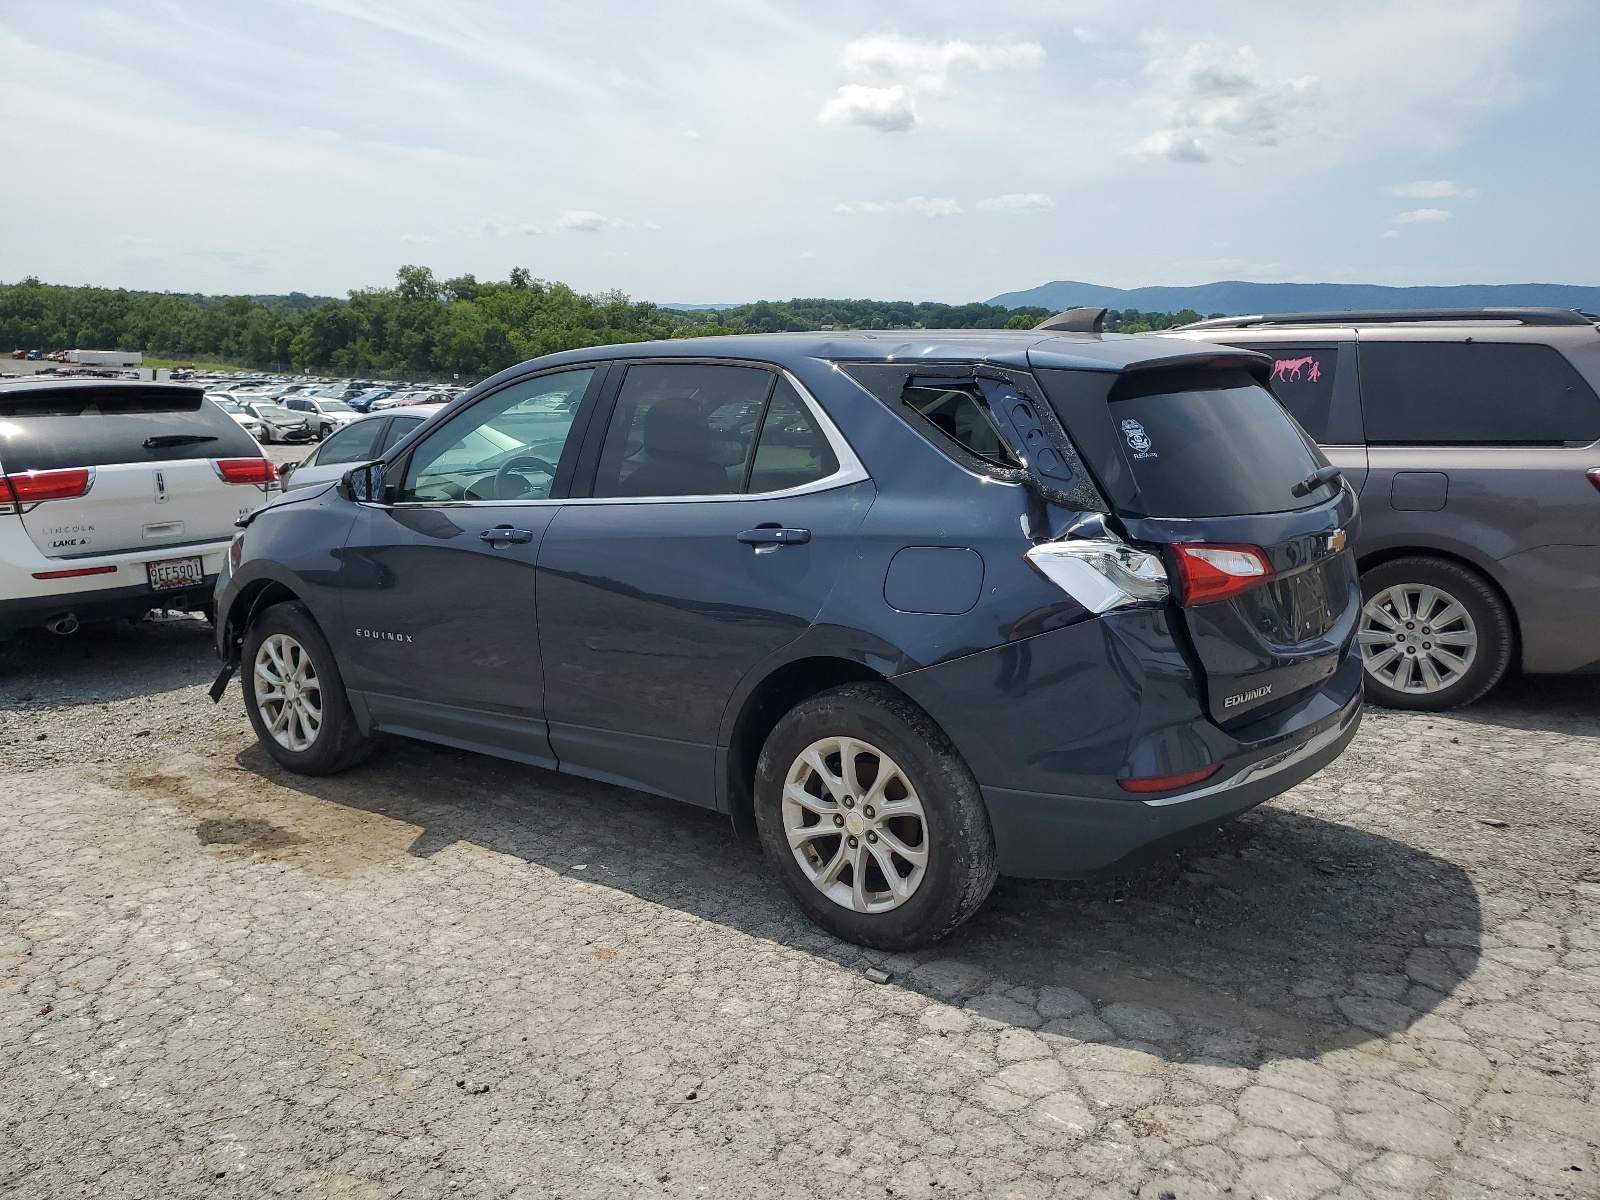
[592,364,773,498]
[0,386,260,472]
[747,378,839,493]
[901,385,1020,467]
[314,419,387,466]
[1360,342,1600,445]
[1254,346,1339,442]
[1108,368,1332,517]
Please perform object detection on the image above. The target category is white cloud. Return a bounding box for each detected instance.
[817,84,918,132]
[1394,207,1452,223]
[1128,130,1209,163]
[1388,179,1476,198]
[839,35,1045,90]
[977,193,1056,213]
[398,233,434,244]
[835,196,962,218]
[820,35,1045,132]
[554,210,629,233]
[1380,230,1401,239]
[1128,42,1320,162]
[458,218,546,237]
[1072,27,1101,44]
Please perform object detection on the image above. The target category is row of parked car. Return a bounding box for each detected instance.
[192,376,465,444]
[4,308,1597,949]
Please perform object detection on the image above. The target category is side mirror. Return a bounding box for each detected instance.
[278,460,298,482]
[336,461,388,503]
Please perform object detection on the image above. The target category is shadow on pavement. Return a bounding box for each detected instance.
[0,616,218,707]
[233,730,1483,1066]
[1437,671,1600,738]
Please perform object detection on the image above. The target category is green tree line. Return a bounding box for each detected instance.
[0,268,1206,381]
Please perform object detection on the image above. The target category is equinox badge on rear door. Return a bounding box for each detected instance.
[1224,683,1273,709]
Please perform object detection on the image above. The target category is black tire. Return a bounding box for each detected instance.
[1358,557,1513,711]
[241,601,375,775]
[754,683,998,951]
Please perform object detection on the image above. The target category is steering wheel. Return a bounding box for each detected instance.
[493,454,557,499]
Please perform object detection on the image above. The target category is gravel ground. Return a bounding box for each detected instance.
[1,616,1598,1199]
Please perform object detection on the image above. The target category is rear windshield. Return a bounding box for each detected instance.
[1108,368,1333,517]
[0,386,260,472]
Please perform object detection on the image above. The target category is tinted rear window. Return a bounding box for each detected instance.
[0,386,260,472]
[1360,341,1600,445]
[1109,368,1332,517]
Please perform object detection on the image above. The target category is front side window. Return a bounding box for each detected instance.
[400,368,593,502]
[314,419,387,466]
[379,414,425,453]
[592,364,772,497]
[1360,341,1600,445]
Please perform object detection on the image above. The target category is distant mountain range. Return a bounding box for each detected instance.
[986,280,1600,316]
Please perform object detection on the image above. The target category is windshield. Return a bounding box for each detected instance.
[212,398,243,413]
[1108,368,1334,518]
[252,404,294,419]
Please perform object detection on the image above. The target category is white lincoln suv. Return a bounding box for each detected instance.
[0,379,279,637]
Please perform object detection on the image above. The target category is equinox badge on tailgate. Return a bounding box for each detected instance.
[1224,684,1273,709]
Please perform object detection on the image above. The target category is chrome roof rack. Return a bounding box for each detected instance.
[1179,307,1595,330]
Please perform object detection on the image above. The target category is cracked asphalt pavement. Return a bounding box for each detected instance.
[1,617,1598,1199]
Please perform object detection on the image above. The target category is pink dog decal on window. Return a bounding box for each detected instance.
[1272,355,1322,384]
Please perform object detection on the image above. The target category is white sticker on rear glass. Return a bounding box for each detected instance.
[1121,418,1157,459]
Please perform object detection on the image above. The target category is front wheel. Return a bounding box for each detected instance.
[1357,557,1513,710]
[241,602,375,774]
[754,683,997,951]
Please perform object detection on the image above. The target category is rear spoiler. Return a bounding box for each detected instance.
[1117,349,1273,387]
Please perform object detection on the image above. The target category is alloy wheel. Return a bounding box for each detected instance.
[1358,583,1479,695]
[782,735,928,913]
[253,632,324,752]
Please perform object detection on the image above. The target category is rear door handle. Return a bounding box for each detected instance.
[480,527,535,545]
[737,526,811,546]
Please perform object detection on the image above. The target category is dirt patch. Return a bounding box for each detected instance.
[196,817,304,850]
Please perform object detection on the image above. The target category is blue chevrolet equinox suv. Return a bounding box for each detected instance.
[212,330,1363,950]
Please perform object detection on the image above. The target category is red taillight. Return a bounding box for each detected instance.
[33,565,118,580]
[212,457,279,485]
[1588,467,1600,494]
[1173,543,1274,605]
[1118,764,1223,794]
[2,467,94,503]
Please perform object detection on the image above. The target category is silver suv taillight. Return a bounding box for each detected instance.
[1024,538,1169,613]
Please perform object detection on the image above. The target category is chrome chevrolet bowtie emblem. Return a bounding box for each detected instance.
[1326,529,1347,553]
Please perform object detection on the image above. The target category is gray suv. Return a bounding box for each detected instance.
[1166,308,1600,710]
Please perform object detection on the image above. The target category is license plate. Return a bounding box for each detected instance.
[147,556,204,591]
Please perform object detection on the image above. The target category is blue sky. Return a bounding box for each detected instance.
[2,0,1596,302]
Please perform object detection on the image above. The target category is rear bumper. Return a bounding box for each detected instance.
[0,574,219,634]
[0,532,229,635]
[892,606,1364,880]
[981,695,1360,878]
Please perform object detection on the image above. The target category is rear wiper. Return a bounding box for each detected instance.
[143,434,218,449]
[1291,464,1342,498]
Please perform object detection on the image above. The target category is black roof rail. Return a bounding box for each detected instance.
[1178,307,1595,331]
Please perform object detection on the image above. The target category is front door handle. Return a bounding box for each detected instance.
[737,526,811,546]
[480,526,535,545]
